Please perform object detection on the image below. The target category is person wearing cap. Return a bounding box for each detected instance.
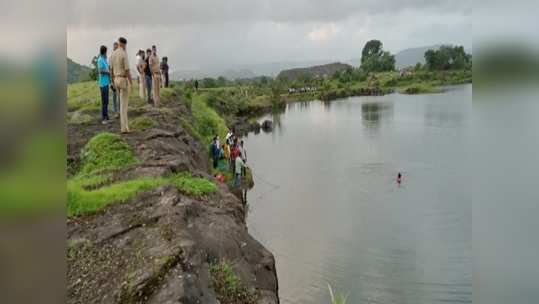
[149,45,161,106]
[110,37,133,133]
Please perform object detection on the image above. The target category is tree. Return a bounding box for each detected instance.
[89,55,98,81]
[424,45,471,70]
[360,40,395,73]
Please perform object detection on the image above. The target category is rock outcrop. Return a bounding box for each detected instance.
[67,96,279,304]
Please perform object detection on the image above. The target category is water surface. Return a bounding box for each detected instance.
[244,85,472,304]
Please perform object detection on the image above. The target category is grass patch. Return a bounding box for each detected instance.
[67,81,151,113]
[179,117,204,143]
[210,261,257,304]
[80,132,137,175]
[191,93,228,143]
[328,284,348,304]
[168,172,217,196]
[67,177,162,217]
[130,116,157,131]
[67,172,216,217]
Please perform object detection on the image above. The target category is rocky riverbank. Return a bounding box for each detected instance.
[67,86,279,304]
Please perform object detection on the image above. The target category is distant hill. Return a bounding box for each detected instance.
[67,58,92,84]
[394,45,442,69]
[171,68,256,81]
[277,62,352,81]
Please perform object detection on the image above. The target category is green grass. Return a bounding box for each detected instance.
[210,261,257,304]
[67,177,163,217]
[67,172,217,217]
[80,132,137,175]
[191,93,229,143]
[130,116,157,131]
[328,284,348,304]
[67,81,159,113]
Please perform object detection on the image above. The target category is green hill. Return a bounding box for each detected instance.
[277,62,352,82]
[67,58,92,84]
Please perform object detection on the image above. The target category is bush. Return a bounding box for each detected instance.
[79,132,136,175]
[210,261,257,304]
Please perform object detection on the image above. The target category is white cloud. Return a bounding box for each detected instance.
[308,23,339,42]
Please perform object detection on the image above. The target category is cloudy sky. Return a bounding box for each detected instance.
[67,0,471,71]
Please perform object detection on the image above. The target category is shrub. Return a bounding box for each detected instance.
[210,261,257,304]
[79,132,136,175]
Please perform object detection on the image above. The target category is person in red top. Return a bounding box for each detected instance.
[230,143,241,175]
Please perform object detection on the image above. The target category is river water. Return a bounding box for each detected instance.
[244,85,472,304]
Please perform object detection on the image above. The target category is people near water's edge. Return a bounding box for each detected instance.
[161,56,169,88]
[109,42,120,118]
[110,37,132,134]
[97,45,111,124]
[397,172,402,185]
[149,45,161,106]
[211,136,220,169]
[235,151,245,187]
[240,140,247,176]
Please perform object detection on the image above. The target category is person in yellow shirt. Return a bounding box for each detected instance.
[223,142,231,162]
[149,45,161,106]
[110,37,133,133]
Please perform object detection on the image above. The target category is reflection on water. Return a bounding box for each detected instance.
[245,85,472,304]
[361,102,394,132]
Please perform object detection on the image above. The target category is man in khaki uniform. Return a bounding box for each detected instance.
[149,45,161,106]
[110,37,133,133]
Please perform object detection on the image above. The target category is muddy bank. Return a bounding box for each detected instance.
[67,93,279,304]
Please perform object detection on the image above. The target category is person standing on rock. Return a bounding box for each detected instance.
[109,42,120,117]
[149,45,161,106]
[240,140,247,176]
[110,37,133,133]
[225,129,233,146]
[97,45,111,124]
[144,49,153,105]
[234,152,245,187]
[160,56,169,88]
[230,141,240,176]
[136,50,146,99]
[211,136,220,169]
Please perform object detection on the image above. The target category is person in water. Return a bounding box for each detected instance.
[397,172,402,184]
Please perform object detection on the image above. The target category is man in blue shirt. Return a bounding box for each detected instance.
[97,45,111,124]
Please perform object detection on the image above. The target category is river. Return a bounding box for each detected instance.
[244,85,472,304]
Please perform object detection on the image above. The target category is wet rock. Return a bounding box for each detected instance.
[261,120,273,132]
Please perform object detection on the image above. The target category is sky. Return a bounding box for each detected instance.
[67,0,472,71]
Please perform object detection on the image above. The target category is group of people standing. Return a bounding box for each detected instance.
[96,37,169,133]
[211,129,247,187]
[135,46,169,106]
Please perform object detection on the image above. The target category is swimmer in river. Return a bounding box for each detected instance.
[397,172,402,185]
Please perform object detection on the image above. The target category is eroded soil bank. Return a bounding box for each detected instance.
[67,91,279,304]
